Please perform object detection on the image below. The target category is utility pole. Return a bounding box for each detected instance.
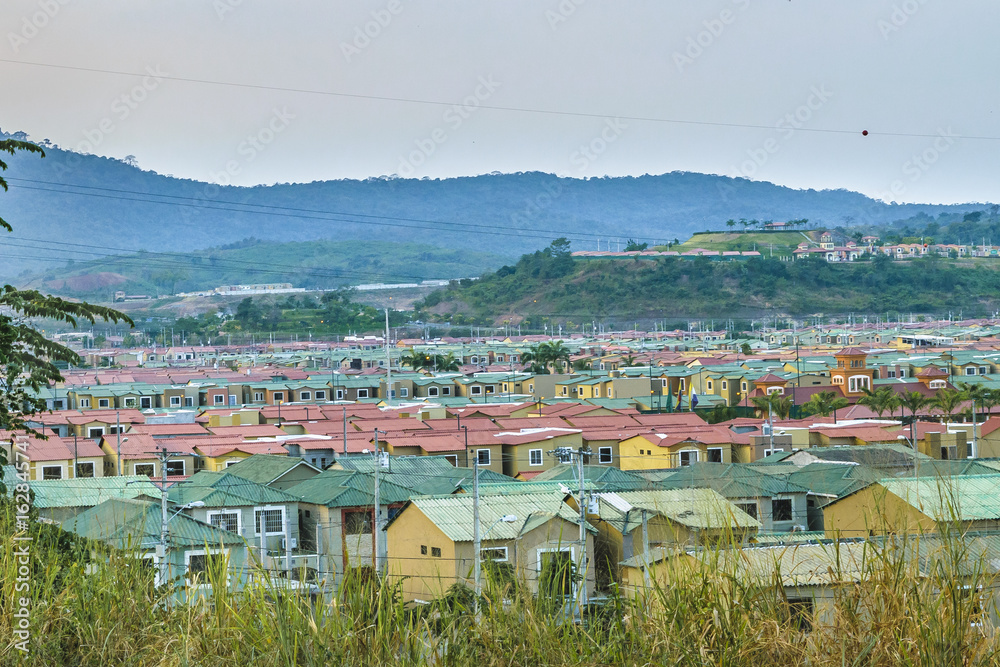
[343,406,348,455]
[155,446,173,600]
[472,426,481,602]
[385,308,393,406]
[548,445,591,617]
[116,410,122,476]
[373,429,388,574]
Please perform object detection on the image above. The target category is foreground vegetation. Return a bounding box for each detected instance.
[416,239,1000,324]
[3,496,999,666]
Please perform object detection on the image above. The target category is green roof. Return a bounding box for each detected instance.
[532,464,650,489]
[27,476,161,509]
[651,463,812,499]
[63,498,243,549]
[337,455,511,495]
[396,492,595,542]
[168,471,299,508]
[879,473,1000,520]
[288,469,415,506]
[222,454,320,486]
[596,488,759,535]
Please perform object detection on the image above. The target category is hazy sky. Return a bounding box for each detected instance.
[2,1,997,204]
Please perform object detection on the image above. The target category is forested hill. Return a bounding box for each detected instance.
[0,128,986,280]
[415,242,1000,324]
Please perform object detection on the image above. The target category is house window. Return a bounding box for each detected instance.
[428,387,440,397]
[214,394,225,405]
[485,385,495,394]
[721,381,727,390]
[420,545,427,555]
[41,465,63,480]
[315,390,326,400]
[529,449,543,466]
[786,598,813,632]
[79,398,91,408]
[708,448,723,463]
[357,389,369,399]
[679,450,698,467]
[431,547,442,558]
[320,457,327,468]
[336,389,345,400]
[300,391,312,401]
[966,367,977,376]
[528,384,534,393]
[225,459,240,468]
[165,460,185,476]
[593,387,600,397]
[254,392,265,402]
[444,455,458,466]
[185,397,194,407]
[706,381,713,391]
[481,547,508,562]
[75,461,95,478]
[140,397,152,409]
[477,449,491,466]
[599,447,612,463]
[185,550,226,584]
[679,379,685,391]
[767,386,783,395]
[98,398,110,408]
[471,386,482,395]
[887,371,896,378]
[170,396,181,407]
[899,370,906,378]
[735,502,758,520]
[772,498,793,522]
[980,367,989,375]
[442,387,451,396]
[134,463,155,476]
[344,510,373,535]
[929,380,946,389]
[207,510,241,534]
[272,392,284,404]
[400,387,409,397]
[254,507,286,536]
[741,382,748,392]
[88,427,105,439]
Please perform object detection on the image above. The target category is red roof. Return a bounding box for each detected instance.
[835,347,868,357]
[752,373,786,384]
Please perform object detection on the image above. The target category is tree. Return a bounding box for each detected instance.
[624,239,647,252]
[899,390,931,453]
[740,343,753,357]
[750,393,792,420]
[930,387,963,422]
[857,386,897,419]
[0,139,132,480]
[801,390,849,423]
[726,219,736,231]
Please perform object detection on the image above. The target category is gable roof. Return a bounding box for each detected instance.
[63,498,243,549]
[167,471,299,507]
[222,454,321,485]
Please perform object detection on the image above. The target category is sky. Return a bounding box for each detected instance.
[1,0,998,204]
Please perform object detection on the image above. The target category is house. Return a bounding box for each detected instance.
[0,433,106,481]
[168,471,314,576]
[587,488,759,586]
[100,432,198,479]
[823,474,1000,538]
[61,498,249,600]
[385,492,597,603]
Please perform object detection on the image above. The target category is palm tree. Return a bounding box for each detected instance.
[899,390,931,454]
[750,393,792,420]
[434,352,460,372]
[545,341,571,373]
[801,390,849,422]
[401,348,433,371]
[726,219,737,231]
[930,387,963,422]
[857,386,894,419]
[621,354,637,367]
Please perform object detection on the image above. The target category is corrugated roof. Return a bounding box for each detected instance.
[27,475,160,508]
[403,492,593,542]
[222,454,320,485]
[597,488,760,534]
[880,474,1000,520]
[168,471,299,507]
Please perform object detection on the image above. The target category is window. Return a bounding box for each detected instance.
[887,370,896,378]
[706,380,713,391]
[786,598,813,632]
[593,387,600,397]
[899,369,906,378]
[529,449,543,466]
[528,384,534,393]
[208,510,241,534]
[767,386,784,395]
[966,367,977,376]
[599,447,612,463]
[481,547,508,562]
[272,392,284,404]
[357,389,370,399]
[772,498,793,522]
[98,398,110,408]
[941,446,958,460]
[185,550,226,584]
[315,390,326,400]
[679,379,685,391]
[134,463,155,476]
[254,507,286,535]
[42,465,63,480]
[165,460,185,476]
[420,545,427,555]
[679,450,698,467]
[300,391,312,401]
[79,398,91,408]
[444,455,458,466]
[75,461,95,478]
[320,457,327,468]
[254,392,265,402]
[400,387,408,397]
[929,380,946,389]
[442,387,451,396]
[471,386,482,395]
[485,385,495,394]
[225,459,240,468]
[472,449,490,467]
[980,367,989,375]
[708,448,723,463]
[214,394,225,405]
[741,382,747,392]
[140,397,152,409]
[123,397,136,408]
[431,547,442,558]
[88,427,105,439]
[336,389,345,400]
[735,502,758,520]
[344,510,373,535]
[721,381,727,390]
[169,396,181,407]
[427,385,441,398]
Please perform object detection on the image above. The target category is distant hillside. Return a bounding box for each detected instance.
[0,128,990,280]
[667,230,825,259]
[415,241,1000,324]
[18,239,507,300]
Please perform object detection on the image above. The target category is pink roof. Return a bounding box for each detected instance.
[206,424,289,439]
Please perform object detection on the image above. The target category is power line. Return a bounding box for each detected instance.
[3,58,999,141]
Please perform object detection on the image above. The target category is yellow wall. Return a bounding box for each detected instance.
[822,485,935,538]
[386,506,458,602]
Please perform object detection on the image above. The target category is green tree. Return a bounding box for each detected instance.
[899,390,932,453]
[930,387,963,422]
[624,239,647,252]
[0,139,132,472]
[750,393,792,420]
[801,390,849,422]
[857,385,897,419]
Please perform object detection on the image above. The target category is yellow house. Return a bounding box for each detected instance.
[193,439,290,472]
[587,489,759,586]
[385,492,597,603]
[1,434,106,481]
[489,428,583,478]
[618,430,746,471]
[822,475,1000,538]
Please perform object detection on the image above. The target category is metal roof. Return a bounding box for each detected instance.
[222,454,321,485]
[597,488,760,534]
[880,474,1000,520]
[27,475,160,508]
[168,471,299,507]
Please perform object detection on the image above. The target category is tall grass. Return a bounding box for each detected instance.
[3,500,1000,666]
